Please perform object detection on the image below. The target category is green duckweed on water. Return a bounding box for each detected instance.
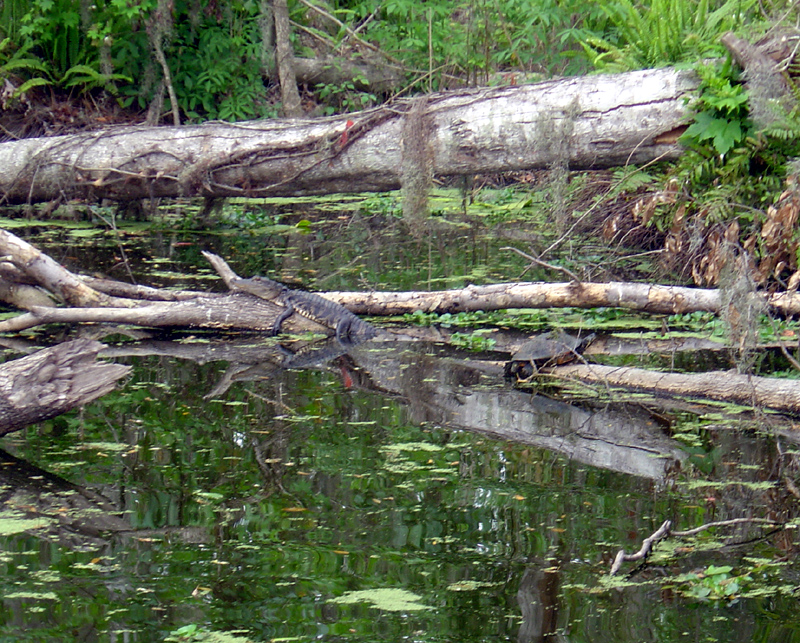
[329,588,433,611]
[0,196,800,641]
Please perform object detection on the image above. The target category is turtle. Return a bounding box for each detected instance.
[504,330,595,380]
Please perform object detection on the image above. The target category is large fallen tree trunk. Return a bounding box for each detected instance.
[0,67,696,204]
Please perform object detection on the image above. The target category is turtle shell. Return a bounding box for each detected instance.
[505,330,595,379]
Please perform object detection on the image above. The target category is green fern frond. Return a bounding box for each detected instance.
[14,77,50,95]
[2,57,51,75]
[611,168,654,193]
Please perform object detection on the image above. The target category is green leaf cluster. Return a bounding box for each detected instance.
[0,0,775,123]
[677,564,751,600]
[682,60,751,156]
[0,0,274,121]
[644,57,800,268]
[449,330,497,351]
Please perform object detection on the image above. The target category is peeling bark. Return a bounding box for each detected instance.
[330,281,724,315]
[330,282,800,317]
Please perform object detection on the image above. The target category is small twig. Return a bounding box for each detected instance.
[671,517,780,537]
[610,519,671,576]
[540,149,673,260]
[767,315,800,372]
[297,0,392,63]
[348,5,379,39]
[785,476,800,500]
[604,249,664,266]
[289,21,337,49]
[89,206,136,284]
[0,120,20,140]
[500,246,582,283]
[610,517,784,575]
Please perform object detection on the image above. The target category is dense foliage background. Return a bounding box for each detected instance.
[0,0,775,121]
[2,0,800,290]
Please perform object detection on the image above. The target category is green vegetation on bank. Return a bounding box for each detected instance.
[2,0,800,293]
[0,0,778,119]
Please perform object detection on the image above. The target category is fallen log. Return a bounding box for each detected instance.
[292,56,403,93]
[550,363,800,414]
[332,281,722,315]
[3,225,800,337]
[0,228,367,336]
[0,67,697,204]
[330,281,800,317]
[3,220,800,332]
[0,339,130,435]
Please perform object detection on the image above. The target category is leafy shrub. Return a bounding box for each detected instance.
[638,57,800,285]
[682,60,751,156]
[168,19,272,122]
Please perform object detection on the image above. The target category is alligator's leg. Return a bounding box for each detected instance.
[335,317,354,344]
[271,303,295,335]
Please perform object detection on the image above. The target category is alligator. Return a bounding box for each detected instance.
[231,275,377,343]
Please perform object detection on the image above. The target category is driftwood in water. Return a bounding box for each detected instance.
[0,229,343,336]
[332,281,800,317]
[0,339,130,435]
[551,363,800,414]
[3,223,800,335]
[0,67,696,204]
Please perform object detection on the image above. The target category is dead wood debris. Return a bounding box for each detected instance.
[609,517,784,575]
[0,338,130,435]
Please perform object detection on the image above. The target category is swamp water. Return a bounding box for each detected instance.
[0,199,799,642]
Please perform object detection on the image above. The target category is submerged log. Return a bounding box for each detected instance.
[551,363,800,414]
[0,67,697,204]
[0,339,130,435]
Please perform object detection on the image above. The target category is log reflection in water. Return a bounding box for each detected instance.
[351,343,686,481]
